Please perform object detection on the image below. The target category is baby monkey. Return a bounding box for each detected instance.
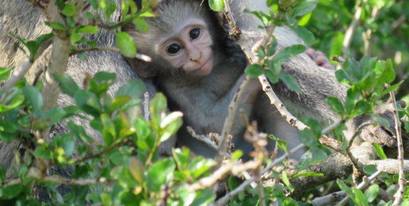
[125,0,262,156]
[125,0,330,157]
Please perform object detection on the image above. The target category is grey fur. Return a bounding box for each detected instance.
[0,0,170,174]
[128,0,306,158]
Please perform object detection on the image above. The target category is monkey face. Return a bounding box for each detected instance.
[157,19,214,76]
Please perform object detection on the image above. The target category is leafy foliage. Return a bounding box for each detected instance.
[0,0,408,205]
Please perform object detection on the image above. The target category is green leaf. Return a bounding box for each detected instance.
[231,150,243,160]
[176,186,196,205]
[298,12,312,26]
[0,184,24,199]
[245,64,264,78]
[379,82,402,96]
[101,113,116,145]
[45,22,66,31]
[273,44,306,63]
[150,93,168,128]
[160,111,183,142]
[267,38,278,56]
[132,18,149,33]
[135,118,153,161]
[326,96,344,114]
[44,108,67,124]
[100,193,112,206]
[116,79,146,100]
[363,165,377,175]
[279,72,301,93]
[62,3,76,17]
[269,134,288,153]
[265,69,279,83]
[292,170,324,179]
[34,145,53,159]
[293,0,318,17]
[22,86,43,113]
[337,179,354,198]
[70,32,82,45]
[0,90,25,113]
[146,159,175,192]
[335,69,350,85]
[330,32,344,57]
[189,157,216,179]
[373,143,387,160]
[54,74,80,97]
[115,32,137,58]
[77,25,99,34]
[191,189,215,206]
[89,72,116,96]
[291,25,316,45]
[354,100,372,115]
[365,184,379,203]
[383,59,395,84]
[74,90,101,116]
[208,0,225,12]
[22,33,53,60]
[0,67,11,81]
[352,188,369,206]
[110,96,131,111]
[172,148,190,170]
[281,171,294,191]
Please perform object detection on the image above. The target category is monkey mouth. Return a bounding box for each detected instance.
[195,58,213,75]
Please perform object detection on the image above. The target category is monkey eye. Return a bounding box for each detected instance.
[189,28,201,40]
[167,43,181,55]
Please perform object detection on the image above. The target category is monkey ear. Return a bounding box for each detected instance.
[126,58,158,78]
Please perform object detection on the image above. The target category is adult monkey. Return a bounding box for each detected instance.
[124,0,342,158]
[0,0,166,171]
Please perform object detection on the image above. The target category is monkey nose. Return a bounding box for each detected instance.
[189,51,201,62]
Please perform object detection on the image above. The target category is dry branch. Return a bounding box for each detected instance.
[390,91,405,206]
[312,170,382,206]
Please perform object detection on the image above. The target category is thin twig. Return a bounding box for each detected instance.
[189,159,262,191]
[187,126,219,151]
[215,117,347,205]
[5,168,102,187]
[144,91,150,120]
[313,170,381,206]
[258,75,308,131]
[213,144,305,206]
[367,159,409,173]
[362,6,380,56]
[71,47,152,62]
[342,0,363,57]
[72,139,130,163]
[346,122,374,175]
[391,91,405,206]
[218,77,256,156]
[223,0,241,39]
[40,0,71,110]
[0,60,32,92]
[392,15,406,31]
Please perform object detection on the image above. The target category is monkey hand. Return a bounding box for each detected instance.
[354,103,397,147]
[306,48,333,70]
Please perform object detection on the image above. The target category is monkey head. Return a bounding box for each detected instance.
[125,0,219,78]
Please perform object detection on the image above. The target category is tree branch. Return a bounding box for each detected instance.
[342,0,363,57]
[312,170,381,206]
[0,60,32,92]
[390,91,405,206]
